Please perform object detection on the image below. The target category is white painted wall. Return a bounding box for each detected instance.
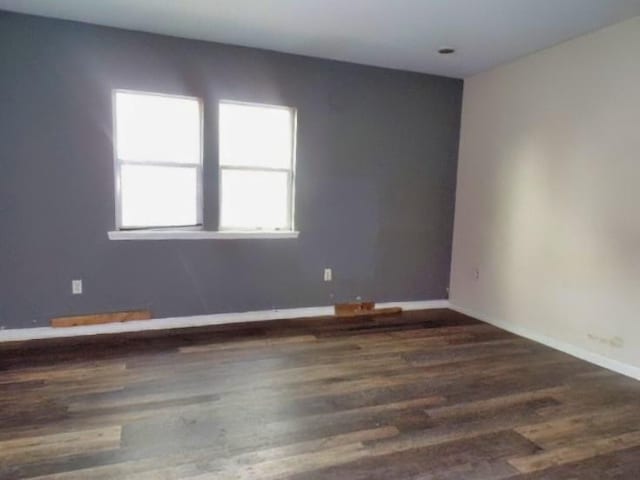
[450,17,640,371]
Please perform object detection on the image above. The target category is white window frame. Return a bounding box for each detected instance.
[218,100,297,232]
[112,89,204,231]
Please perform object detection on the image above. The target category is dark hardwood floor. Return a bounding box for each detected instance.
[1,309,640,479]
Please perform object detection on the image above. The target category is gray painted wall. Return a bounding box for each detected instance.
[0,11,462,329]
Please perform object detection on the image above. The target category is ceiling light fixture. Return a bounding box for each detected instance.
[438,47,456,55]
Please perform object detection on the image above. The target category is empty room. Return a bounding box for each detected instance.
[1,1,640,478]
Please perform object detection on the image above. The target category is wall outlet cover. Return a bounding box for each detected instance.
[72,279,83,295]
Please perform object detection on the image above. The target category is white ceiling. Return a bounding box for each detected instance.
[1,0,639,78]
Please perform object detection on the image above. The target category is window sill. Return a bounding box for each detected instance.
[108,230,300,240]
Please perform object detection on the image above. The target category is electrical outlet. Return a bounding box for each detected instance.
[72,279,83,295]
[323,268,332,282]
[474,268,480,280]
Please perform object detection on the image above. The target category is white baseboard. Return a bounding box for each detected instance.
[450,303,640,381]
[0,299,450,343]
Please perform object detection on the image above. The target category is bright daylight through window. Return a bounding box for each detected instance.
[114,91,202,229]
[219,101,296,231]
[112,93,296,235]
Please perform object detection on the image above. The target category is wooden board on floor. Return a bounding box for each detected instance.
[51,310,152,328]
[335,307,403,318]
[334,301,402,318]
[335,302,375,316]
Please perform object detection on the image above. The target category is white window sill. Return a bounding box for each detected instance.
[108,230,299,240]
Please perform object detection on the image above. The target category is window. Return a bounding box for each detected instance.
[218,101,296,231]
[110,94,299,240]
[113,91,202,229]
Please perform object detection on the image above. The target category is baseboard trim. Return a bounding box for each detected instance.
[0,299,450,343]
[450,303,640,381]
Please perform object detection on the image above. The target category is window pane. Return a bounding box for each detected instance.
[121,164,198,228]
[219,103,293,169]
[115,92,200,164]
[220,169,289,230]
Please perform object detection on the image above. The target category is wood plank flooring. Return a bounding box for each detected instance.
[1,309,639,479]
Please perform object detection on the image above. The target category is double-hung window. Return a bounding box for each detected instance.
[218,101,296,232]
[113,90,202,229]
[111,92,297,238]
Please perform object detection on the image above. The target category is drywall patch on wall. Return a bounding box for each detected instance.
[587,333,624,349]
